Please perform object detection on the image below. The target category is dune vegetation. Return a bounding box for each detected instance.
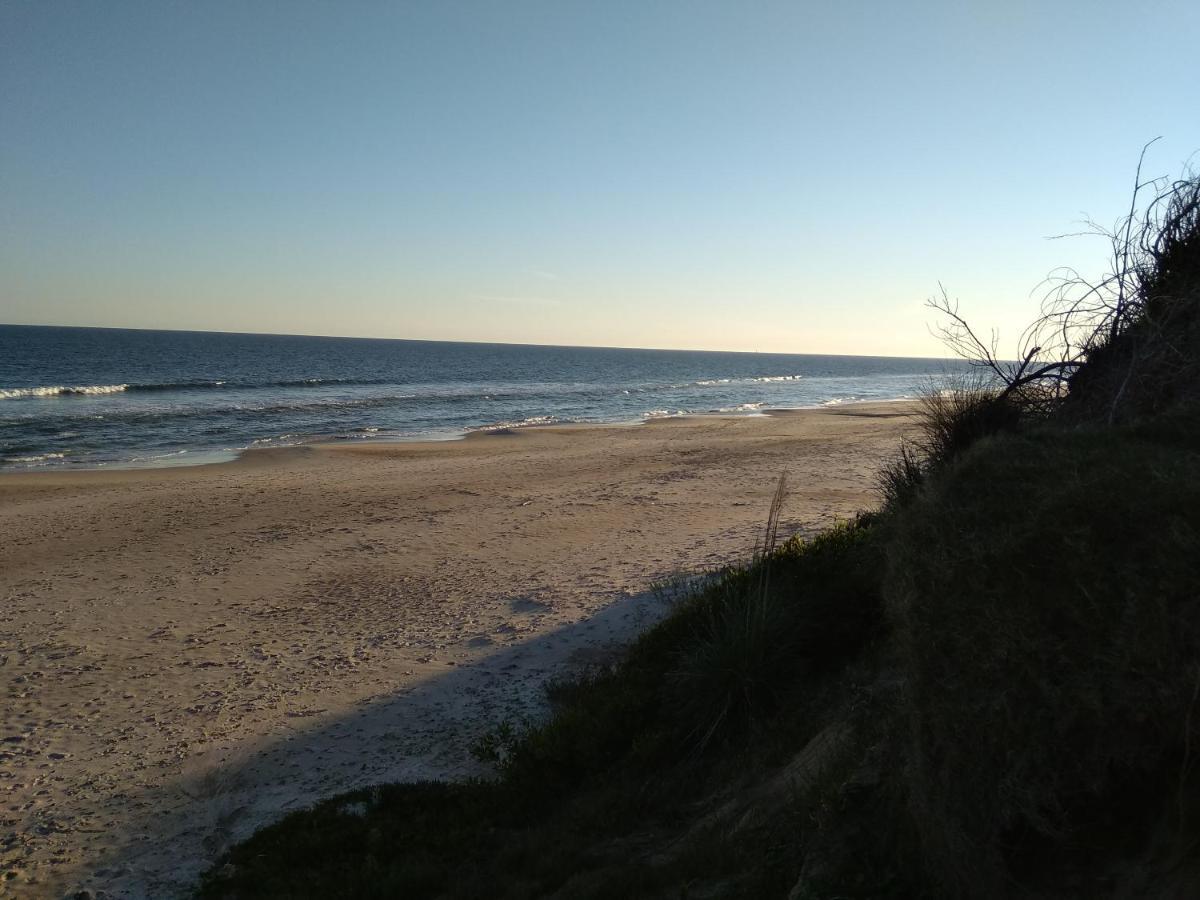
[199,165,1200,898]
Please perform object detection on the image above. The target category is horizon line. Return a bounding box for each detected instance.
[0,321,959,363]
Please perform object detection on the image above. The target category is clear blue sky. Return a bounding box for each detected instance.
[2,1,1198,355]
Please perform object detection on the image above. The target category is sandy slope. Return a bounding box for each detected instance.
[0,405,915,898]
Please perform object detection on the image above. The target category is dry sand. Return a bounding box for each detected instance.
[0,404,916,898]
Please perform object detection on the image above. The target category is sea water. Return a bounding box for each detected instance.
[0,325,970,469]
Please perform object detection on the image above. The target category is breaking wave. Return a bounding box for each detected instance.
[0,384,129,399]
[693,374,802,387]
[0,378,398,399]
[2,452,68,464]
[642,408,689,419]
[469,415,566,432]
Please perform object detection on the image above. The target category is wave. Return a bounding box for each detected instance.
[0,384,627,423]
[642,408,689,419]
[2,452,67,464]
[820,394,915,407]
[0,384,129,399]
[1,373,812,403]
[0,377,401,399]
[712,402,766,413]
[693,374,803,387]
[249,433,302,446]
[469,415,566,432]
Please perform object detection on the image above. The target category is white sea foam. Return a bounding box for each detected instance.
[250,433,301,446]
[693,374,802,387]
[0,384,129,399]
[470,415,562,432]
[714,402,766,413]
[128,450,188,461]
[822,394,921,407]
[642,409,688,419]
[3,452,67,464]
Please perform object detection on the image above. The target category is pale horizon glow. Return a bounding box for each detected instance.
[3,1,1199,357]
[2,320,967,361]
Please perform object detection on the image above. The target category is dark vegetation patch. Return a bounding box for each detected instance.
[889,429,1200,897]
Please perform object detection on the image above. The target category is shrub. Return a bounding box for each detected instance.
[668,518,886,751]
[878,378,1022,507]
[1066,173,1200,423]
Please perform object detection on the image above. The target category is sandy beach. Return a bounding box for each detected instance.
[0,405,915,898]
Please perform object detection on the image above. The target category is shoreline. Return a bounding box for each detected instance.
[0,398,921,477]
[0,405,917,897]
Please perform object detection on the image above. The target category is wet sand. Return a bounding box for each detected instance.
[0,404,916,898]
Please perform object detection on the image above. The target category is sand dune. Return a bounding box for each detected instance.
[0,405,915,898]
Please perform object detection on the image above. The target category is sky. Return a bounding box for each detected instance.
[2,1,1199,357]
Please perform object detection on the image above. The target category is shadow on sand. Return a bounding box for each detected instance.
[73,591,667,899]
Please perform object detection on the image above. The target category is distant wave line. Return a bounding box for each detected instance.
[0,384,131,399]
[1,371,942,402]
[0,378,406,399]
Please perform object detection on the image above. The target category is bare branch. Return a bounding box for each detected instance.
[926,141,1194,417]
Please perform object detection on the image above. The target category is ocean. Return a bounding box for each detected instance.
[0,325,969,470]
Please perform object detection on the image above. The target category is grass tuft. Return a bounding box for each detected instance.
[878,376,1023,506]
